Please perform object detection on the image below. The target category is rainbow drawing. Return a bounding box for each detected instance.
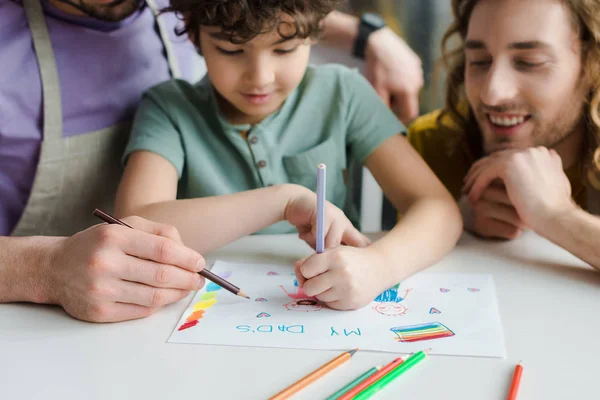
[390,321,455,343]
[178,292,218,331]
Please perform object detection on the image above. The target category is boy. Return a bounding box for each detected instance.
[116,0,462,310]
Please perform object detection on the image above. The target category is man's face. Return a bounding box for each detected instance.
[465,0,588,154]
[200,15,312,125]
[51,0,140,21]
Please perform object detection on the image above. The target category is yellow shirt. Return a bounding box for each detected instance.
[407,110,588,210]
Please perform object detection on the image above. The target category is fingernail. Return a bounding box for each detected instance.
[197,277,205,290]
[196,256,205,272]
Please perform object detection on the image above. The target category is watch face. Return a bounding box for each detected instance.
[363,12,386,30]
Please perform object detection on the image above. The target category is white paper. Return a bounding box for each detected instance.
[168,261,506,358]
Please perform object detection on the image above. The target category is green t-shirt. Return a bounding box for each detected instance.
[124,64,405,233]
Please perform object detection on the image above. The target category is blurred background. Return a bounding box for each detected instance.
[346,0,453,113]
[311,1,455,231]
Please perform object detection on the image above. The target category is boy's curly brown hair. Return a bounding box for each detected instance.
[163,0,344,45]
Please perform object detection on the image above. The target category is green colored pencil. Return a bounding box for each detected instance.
[325,366,382,400]
[352,350,428,400]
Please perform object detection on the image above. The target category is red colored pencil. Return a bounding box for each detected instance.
[507,362,523,400]
[337,356,406,400]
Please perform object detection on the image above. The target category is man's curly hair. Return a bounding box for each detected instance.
[163,0,344,45]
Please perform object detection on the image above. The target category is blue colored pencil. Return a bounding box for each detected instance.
[316,163,326,254]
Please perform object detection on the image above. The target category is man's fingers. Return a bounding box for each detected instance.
[302,273,333,298]
[374,84,391,107]
[116,228,204,273]
[480,186,513,206]
[391,90,419,124]
[468,168,503,204]
[123,216,183,243]
[117,281,190,308]
[475,201,523,227]
[478,219,523,240]
[120,256,203,290]
[82,303,158,323]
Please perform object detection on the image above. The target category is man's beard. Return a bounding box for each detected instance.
[477,101,586,155]
[56,0,141,22]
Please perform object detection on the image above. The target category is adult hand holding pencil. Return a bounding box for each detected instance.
[93,209,250,299]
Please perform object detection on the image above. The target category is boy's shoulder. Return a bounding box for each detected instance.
[145,78,209,98]
[305,63,362,80]
[142,77,213,112]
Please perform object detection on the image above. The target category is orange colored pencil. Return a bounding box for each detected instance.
[269,349,358,400]
[337,356,407,400]
[507,362,523,400]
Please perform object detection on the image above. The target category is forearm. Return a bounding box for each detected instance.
[123,184,307,253]
[369,197,463,285]
[320,10,359,51]
[0,236,61,303]
[537,207,600,270]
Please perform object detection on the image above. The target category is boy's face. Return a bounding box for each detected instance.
[465,0,588,155]
[200,16,312,125]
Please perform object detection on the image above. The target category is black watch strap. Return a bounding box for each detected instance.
[352,21,371,59]
[352,13,386,59]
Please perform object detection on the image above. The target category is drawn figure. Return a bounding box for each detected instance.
[256,312,271,318]
[284,299,324,312]
[279,284,316,301]
[374,285,411,303]
[373,302,408,316]
[280,284,323,312]
[372,285,411,316]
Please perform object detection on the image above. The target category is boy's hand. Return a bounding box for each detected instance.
[294,246,384,310]
[283,187,370,250]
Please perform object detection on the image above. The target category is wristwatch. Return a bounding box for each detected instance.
[352,12,386,59]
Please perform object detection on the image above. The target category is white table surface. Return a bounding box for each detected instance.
[1,231,599,400]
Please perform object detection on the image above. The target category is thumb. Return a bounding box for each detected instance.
[294,258,309,287]
[341,227,371,248]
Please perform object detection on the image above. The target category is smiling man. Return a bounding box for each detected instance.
[408,0,600,270]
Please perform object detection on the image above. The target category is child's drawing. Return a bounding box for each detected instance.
[390,321,455,343]
[280,284,323,312]
[206,271,232,292]
[169,262,506,358]
[178,292,218,331]
[374,285,411,302]
[256,312,271,318]
[373,285,411,316]
[440,288,450,293]
[373,302,408,316]
[267,271,279,276]
[468,288,480,292]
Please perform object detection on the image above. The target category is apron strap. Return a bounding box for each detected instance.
[22,0,64,141]
[146,0,182,79]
